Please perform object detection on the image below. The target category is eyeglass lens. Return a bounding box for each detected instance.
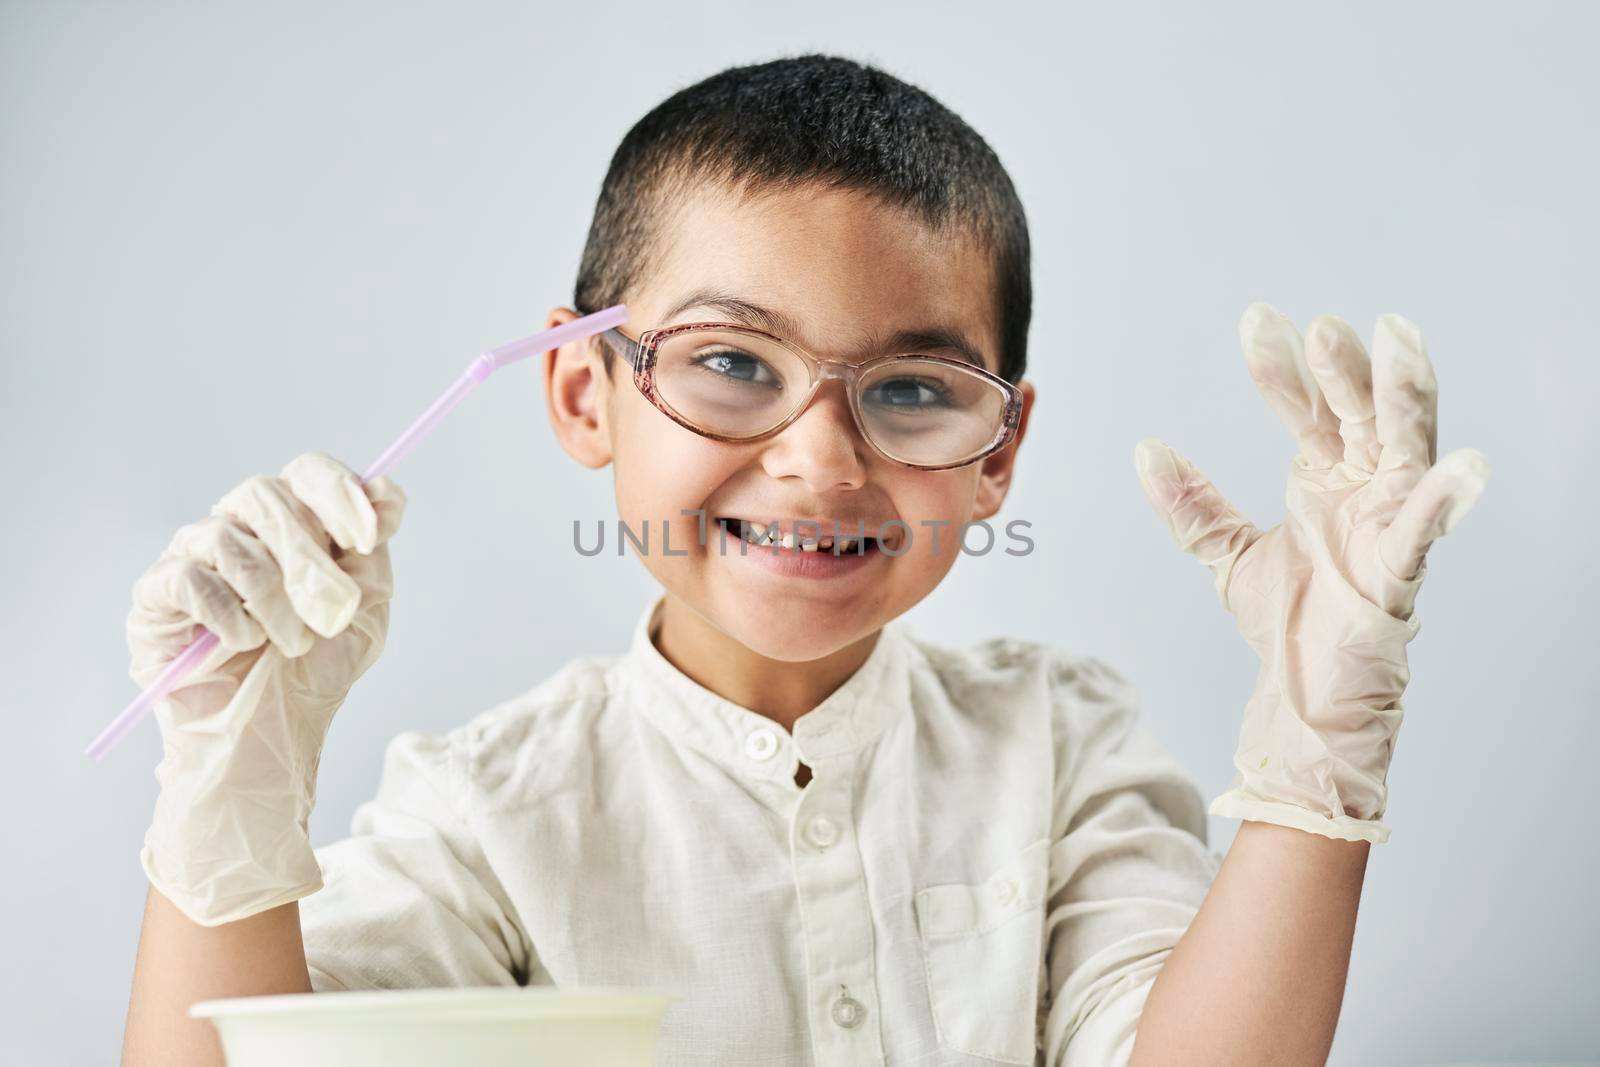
[649,328,1008,466]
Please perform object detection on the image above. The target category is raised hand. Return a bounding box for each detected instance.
[129,451,406,924]
[1133,304,1489,843]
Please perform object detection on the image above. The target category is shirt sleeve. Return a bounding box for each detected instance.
[299,728,532,991]
[1040,654,1221,1066]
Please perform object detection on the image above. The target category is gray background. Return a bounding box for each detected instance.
[3,2,1594,1064]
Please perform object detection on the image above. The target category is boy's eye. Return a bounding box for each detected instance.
[863,375,955,410]
[689,347,783,387]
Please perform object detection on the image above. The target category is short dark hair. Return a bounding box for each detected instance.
[573,54,1031,383]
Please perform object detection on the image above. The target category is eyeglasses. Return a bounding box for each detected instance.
[591,319,1024,471]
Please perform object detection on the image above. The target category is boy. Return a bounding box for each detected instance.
[121,54,1488,1066]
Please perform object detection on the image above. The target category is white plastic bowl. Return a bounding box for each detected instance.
[190,987,678,1067]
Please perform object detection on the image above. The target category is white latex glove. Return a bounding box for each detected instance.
[1134,304,1489,843]
[128,451,406,925]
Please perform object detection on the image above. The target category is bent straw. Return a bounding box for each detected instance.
[85,305,628,761]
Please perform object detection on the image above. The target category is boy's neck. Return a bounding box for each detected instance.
[651,594,881,735]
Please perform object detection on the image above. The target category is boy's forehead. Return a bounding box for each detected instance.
[641,183,1001,371]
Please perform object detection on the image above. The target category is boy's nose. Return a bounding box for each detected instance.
[758,380,867,492]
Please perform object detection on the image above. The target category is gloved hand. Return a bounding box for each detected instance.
[128,451,406,925]
[1133,304,1489,843]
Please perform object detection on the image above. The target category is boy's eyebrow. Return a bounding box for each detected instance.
[660,288,991,370]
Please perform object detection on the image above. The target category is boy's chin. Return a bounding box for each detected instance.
[701,600,884,665]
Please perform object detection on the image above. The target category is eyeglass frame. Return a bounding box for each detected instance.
[589,319,1025,472]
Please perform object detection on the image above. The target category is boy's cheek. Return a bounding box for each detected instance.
[610,410,728,498]
[896,472,984,531]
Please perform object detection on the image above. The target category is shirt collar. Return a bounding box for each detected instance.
[612,594,917,783]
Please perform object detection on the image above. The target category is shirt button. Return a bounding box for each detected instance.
[805,816,839,848]
[744,729,778,761]
[995,879,1016,905]
[831,993,865,1029]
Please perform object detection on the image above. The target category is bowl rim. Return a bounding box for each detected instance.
[190,987,681,1021]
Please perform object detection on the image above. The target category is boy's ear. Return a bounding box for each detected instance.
[971,380,1035,521]
[543,306,614,469]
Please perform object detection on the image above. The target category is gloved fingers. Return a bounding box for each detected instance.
[1304,314,1381,472]
[1376,447,1491,586]
[1134,437,1264,612]
[300,541,395,686]
[165,514,315,658]
[362,474,407,547]
[333,535,396,607]
[210,472,363,641]
[129,554,267,661]
[1370,313,1439,515]
[1239,303,1345,469]
[279,451,381,555]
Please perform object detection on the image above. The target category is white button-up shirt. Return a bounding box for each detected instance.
[301,595,1221,1065]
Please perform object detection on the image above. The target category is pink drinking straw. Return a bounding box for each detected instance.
[85,305,629,761]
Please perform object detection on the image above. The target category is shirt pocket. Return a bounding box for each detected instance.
[913,836,1051,1064]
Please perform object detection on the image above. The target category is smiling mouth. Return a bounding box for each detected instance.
[713,516,885,555]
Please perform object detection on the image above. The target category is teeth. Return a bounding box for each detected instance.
[723,518,874,555]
